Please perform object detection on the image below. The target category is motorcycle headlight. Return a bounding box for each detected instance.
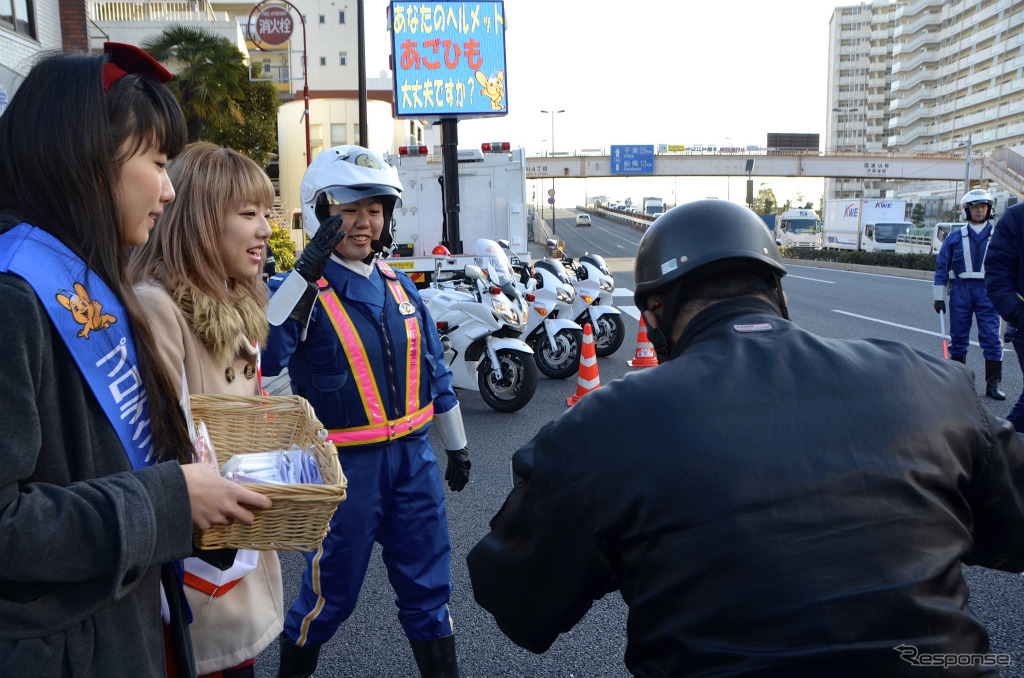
[556,287,572,303]
[491,298,520,325]
[599,278,614,292]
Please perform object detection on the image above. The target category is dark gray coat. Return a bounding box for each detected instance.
[0,272,196,677]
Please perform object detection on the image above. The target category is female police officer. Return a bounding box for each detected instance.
[263,146,470,678]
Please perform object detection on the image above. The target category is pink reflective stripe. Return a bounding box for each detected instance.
[326,403,434,446]
[404,317,421,415]
[385,278,410,304]
[319,292,385,424]
[383,277,423,417]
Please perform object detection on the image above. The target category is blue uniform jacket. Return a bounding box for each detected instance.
[934,222,992,286]
[985,203,1024,327]
[264,259,457,440]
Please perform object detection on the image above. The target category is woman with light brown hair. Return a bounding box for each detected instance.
[128,141,283,678]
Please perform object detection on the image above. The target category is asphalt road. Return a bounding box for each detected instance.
[255,208,1024,677]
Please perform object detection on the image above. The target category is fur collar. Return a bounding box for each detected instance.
[174,286,267,365]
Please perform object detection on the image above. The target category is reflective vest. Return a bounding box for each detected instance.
[952,223,992,280]
[319,261,433,447]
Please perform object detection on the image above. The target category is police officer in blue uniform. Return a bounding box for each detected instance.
[934,188,1005,399]
[263,146,471,678]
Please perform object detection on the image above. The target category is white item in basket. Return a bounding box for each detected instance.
[221,447,322,485]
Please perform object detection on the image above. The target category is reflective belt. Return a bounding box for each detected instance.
[326,402,434,446]
[318,270,430,447]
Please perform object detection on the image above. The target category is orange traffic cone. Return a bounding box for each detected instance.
[627,317,659,368]
[567,323,601,407]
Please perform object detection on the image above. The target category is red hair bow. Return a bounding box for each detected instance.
[101,42,174,92]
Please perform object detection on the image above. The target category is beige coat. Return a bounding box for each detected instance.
[135,279,283,674]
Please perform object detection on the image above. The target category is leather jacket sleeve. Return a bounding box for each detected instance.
[964,412,1024,569]
[466,422,617,653]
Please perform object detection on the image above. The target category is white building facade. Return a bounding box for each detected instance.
[1,0,64,115]
[827,0,1024,219]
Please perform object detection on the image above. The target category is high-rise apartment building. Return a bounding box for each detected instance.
[826,0,900,201]
[828,0,1024,217]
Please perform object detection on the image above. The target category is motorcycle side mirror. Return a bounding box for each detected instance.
[497,239,510,250]
[464,265,485,280]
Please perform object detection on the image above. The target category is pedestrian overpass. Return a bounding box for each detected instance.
[524,149,1024,199]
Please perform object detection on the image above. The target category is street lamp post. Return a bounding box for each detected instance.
[541,109,564,236]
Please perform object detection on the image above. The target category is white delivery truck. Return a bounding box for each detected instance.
[822,199,911,251]
[775,208,822,249]
[385,143,527,258]
[642,197,664,217]
[895,223,960,255]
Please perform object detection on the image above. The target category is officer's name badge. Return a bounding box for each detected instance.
[733,323,773,333]
[399,301,416,315]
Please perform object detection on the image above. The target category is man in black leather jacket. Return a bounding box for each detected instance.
[467,200,1024,677]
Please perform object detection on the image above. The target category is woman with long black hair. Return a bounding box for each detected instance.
[0,45,270,677]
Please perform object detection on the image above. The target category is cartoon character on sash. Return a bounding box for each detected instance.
[56,281,117,338]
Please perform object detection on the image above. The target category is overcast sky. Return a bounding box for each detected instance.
[365,0,843,207]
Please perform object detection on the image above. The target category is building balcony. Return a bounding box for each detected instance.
[88,0,226,23]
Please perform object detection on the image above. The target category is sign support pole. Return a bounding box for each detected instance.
[441,117,462,254]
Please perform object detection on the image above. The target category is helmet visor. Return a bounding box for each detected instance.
[318,184,402,209]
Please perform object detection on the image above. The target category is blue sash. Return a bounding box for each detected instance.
[0,223,153,467]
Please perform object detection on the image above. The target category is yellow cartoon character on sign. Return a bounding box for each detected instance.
[56,282,117,339]
[474,70,505,111]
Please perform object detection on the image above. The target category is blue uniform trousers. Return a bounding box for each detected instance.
[948,279,1002,361]
[284,434,454,646]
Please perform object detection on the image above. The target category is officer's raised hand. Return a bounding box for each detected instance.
[295,214,346,283]
[445,447,471,492]
[934,300,946,314]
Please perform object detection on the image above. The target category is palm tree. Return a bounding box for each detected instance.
[143,26,247,142]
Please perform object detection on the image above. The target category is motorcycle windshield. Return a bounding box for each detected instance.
[535,258,571,284]
[581,253,611,276]
[476,238,514,289]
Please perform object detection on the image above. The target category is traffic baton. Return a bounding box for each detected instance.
[938,309,949,360]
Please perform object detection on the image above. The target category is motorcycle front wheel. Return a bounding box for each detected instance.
[478,348,539,412]
[592,312,625,357]
[533,328,583,379]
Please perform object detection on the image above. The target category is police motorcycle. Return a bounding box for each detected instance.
[546,239,626,357]
[496,240,583,379]
[418,238,538,413]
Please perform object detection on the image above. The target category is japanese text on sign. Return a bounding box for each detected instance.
[390,1,507,119]
[611,145,655,175]
[863,162,890,176]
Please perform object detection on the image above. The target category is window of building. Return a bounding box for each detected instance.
[319,14,325,23]
[320,56,326,66]
[331,123,346,146]
[339,52,347,66]
[0,0,35,38]
[353,123,360,144]
[339,10,345,23]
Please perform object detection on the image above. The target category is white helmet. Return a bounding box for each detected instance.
[960,188,994,222]
[299,145,403,241]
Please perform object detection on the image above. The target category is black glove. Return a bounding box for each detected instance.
[444,447,471,492]
[934,300,946,314]
[294,214,346,283]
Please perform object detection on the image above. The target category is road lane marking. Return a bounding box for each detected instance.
[787,274,835,284]
[832,309,1012,352]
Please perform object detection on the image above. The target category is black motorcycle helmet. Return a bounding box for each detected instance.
[634,200,788,358]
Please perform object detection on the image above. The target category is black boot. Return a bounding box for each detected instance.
[410,635,459,678]
[951,354,967,364]
[278,633,321,678]
[986,360,1007,400]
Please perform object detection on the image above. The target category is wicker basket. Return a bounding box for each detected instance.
[190,394,347,552]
